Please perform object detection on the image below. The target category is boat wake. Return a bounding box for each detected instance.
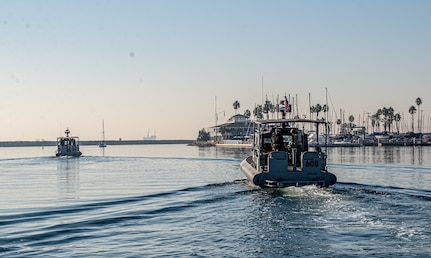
[333,182,431,200]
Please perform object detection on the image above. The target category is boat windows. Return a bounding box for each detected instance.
[282,135,293,146]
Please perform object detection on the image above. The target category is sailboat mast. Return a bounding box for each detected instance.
[102,120,105,141]
[325,88,329,145]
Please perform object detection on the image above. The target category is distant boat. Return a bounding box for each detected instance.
[98,120,107,148]
[56,128,82,157]
[143,129,156,141]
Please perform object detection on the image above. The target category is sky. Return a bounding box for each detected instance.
[1,0,430,141]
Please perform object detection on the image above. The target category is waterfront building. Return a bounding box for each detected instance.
[211,114,254,143]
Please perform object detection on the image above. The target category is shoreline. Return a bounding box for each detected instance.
[0,140,193,147]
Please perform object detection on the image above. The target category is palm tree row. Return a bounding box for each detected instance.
[232,96,424,134]
[368,97,423,133]
[369,107,400,133]
[252,98,290,120]
[309,104,329,120]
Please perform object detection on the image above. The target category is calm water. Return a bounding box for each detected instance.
[1,144,430,257]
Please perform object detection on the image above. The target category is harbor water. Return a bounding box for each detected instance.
[1,144,430,257]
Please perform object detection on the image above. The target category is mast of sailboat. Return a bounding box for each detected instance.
[325,88,329,146]
[214,96,224,143]
[308,92,311,120]
[102,120,105,142]
[308,92,312,131]
[261,76,264,110]
[215,96,218,143]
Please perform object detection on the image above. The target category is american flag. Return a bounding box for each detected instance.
[284,96,289,112]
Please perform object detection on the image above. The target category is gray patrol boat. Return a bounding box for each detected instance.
[240,119,337,187]
[56,128,82,157]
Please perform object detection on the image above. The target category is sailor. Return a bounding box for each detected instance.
[271,128,284,151]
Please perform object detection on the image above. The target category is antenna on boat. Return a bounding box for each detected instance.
[261,76,264,111]
[288,94,291,119]
[276,94,279,119]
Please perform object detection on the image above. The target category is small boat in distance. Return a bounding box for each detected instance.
[56,128,82,157]
[240,118,337,188]
[98,120,107,148]
[143,129,156,141]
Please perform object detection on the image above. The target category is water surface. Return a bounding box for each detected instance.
[1,145,430,257]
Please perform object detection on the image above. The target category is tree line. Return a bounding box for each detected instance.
[233,97,425,134]
[197,97,425,140]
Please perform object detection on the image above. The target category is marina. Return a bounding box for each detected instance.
[210,90,430,150]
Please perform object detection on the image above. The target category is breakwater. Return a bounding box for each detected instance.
[0,140,193,147]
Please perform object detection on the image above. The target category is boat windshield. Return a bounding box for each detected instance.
[283,135,293,145]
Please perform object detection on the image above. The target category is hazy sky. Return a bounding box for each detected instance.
[1,0,430,141]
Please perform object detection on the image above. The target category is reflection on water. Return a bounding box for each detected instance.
[57,158,80,199]
[328,146,428,166]
[99,146,106,156]
[214,146,250,160]
[328,146,431,190]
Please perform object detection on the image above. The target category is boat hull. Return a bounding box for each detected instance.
[56,151,82,157]
[240,155,337,188]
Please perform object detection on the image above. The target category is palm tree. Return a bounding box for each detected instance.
[348,115,355,131]
[381,107,388,132]
[253,105,263,119]
[270,103,277,118]
[388,107,395,132]
[394,113,401,133]
[375,109,383,132]
[315,104,322,118]
[336,119,342,134]
[408,105,417,133]
[263,100,273,119]
[323,104,329,120]
[371,113,380,133]
[416,97,422,132]
[243,109,251,119]
[381,107,395,132]
[371,115,376,133]
[233,100,240,115]
[310,106,316,119]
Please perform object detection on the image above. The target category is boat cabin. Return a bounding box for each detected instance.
[56,128,82,157]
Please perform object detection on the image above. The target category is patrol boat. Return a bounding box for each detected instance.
[56,128,82,157]
[240,118,336,187]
